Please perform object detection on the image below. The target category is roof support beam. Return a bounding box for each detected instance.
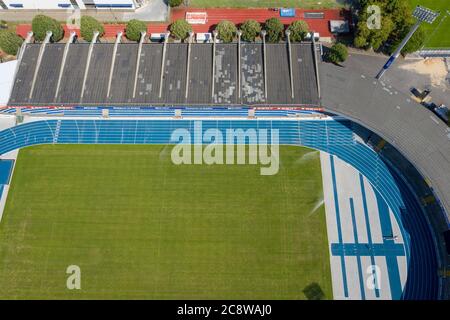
[261,30,268,101]
[80,31,100,101]
[132,31,146,99]
[311,33,321,101]
[211,30,218,100]
[106,32,123,98]
[237,30,242,102]
[54,31,77,101]
[286,30,294,100]
[159,32,170,99]
[17,31,33,62]
[185,32,194,99]
[29,31,52,101]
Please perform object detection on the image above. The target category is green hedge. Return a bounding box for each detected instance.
[80,16,104,42]
[265,18,284,43]
[240,20,261,42]
[170,19,192,40]
[327,43,348,64]
[0,30,23,56]
[126,19,147,42]
[216,20,237,43]
[31,15,64,42]
[169,0,183,7]
[287,20,309,42]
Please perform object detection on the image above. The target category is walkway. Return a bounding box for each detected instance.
[0,0,168,22]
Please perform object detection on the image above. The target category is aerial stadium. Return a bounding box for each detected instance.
[0,7,449,301]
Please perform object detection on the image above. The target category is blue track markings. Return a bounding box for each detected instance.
[331,243,405,256]
[359,174,380,298]
[375,191,403,300]
[349,198,366,300]
[329,155,349,298]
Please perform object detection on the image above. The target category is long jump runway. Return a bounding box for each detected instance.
[321,153,407,300]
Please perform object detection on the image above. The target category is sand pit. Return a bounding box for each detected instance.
[400,58,448,87]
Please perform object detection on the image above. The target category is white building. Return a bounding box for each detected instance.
[0,0,145,10]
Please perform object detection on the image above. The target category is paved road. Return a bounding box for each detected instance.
[0,0,168,22]
[319,53,450,223]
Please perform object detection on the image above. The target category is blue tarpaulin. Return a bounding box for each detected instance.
[280,8,296,17]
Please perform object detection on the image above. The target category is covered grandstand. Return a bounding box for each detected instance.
[8,42,319,106]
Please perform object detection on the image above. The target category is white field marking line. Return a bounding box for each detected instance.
[154,158,168,295]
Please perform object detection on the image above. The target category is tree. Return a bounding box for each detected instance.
[31,15,64,42]
[80,16,104,42]
[353,21,370,48]
[168,0,182,7]
[327,43,348,64]
[216,20,237,43]
[265,18,284,43]
[125,19,147,42]
[0,30,23,55]
[287,20,309,42]
[170,19,192,41]
[353,0,415,53]
[240,19,261,42]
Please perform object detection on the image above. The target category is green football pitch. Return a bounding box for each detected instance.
[0,144,331,299]
[409,0,450,48]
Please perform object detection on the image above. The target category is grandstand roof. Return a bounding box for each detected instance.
[8,42,320,107]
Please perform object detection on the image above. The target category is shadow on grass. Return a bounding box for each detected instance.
[303,282,326,300]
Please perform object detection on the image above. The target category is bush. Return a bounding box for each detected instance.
[170,19,192,40]
[80,16,104,42]
[31,15,64,42]
[240,20,261,42]
[169,0,183,7]
[216,20,237,43]
[287,20,309,42]
[0,30,23,55]
[125,19,147,42]
[327,43,348,64]
[265,18,284,43]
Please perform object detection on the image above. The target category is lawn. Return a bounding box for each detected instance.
[409,0,450,48]
[188,0,343,9]
[0,144,331,299]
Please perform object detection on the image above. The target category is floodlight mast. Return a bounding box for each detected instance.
[375,6,439,80]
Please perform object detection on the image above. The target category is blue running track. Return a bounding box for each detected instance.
[0,118,439,299]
